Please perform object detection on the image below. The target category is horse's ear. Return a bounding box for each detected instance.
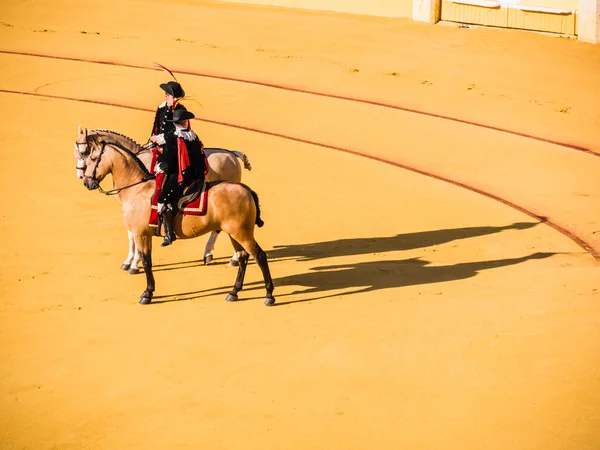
[78,124,83,135]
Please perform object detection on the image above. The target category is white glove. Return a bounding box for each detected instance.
[155,162,168,173]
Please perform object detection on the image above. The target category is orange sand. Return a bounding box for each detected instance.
[1,1,599,449]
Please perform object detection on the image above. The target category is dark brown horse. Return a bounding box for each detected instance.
[78,130,275,305]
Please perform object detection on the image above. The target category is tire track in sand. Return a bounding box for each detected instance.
[1,87,597,260]
[0,50,598,157]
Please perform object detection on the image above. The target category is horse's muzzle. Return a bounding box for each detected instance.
[83,176,99,190]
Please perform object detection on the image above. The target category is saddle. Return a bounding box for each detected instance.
[178,178,204,210]
[150,180,210,235]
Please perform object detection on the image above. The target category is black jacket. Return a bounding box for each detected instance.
[158,129,206,180]
[151,102,176,140]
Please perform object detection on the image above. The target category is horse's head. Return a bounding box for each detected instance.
[81,133,112,191]
[74,125,91,179]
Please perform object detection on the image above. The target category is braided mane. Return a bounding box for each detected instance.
[103,140,152,178]
[90,129,146,153]
[86,131,152,178]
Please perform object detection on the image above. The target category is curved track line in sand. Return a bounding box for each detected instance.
[2,88,597,260]
[1,50,598,158]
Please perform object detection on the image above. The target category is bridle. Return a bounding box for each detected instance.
[74,137,89,173]
[77,137,155,196]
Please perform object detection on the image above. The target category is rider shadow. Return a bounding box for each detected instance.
[150,251,555,305]
[237,251,556,305]
[267,221,541,263]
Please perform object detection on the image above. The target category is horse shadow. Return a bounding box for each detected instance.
[151,221,541,273]
[262,251,555,305]
[267,221,541,262]
[151,253,555,306]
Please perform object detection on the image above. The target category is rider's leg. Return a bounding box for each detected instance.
[161,204,176,247]
[158,176,180,247]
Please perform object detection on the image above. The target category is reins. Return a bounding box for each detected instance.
[88,140,156,196]
[98,176,155,196]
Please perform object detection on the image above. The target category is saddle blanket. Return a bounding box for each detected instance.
[148,149,209,227]
[149,178,209,227]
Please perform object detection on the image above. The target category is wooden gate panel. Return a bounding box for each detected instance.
[441,0,509,26]
[507,6,577,34]
[441,0,577,35]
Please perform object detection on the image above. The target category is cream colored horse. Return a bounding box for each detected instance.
[77,130,275,305]
[74,127,252,273]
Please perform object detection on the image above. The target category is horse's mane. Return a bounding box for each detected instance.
[88,131,152,178]
[89,129,146,154]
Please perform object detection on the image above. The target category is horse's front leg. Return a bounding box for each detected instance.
[120,230,136,271]
[134,234,155,304]
[121,230,141,274]
[131,245,142,275]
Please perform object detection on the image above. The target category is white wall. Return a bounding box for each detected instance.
[219,0,599,43]
[579,0,600,43]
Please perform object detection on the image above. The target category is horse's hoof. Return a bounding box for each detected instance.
[229,259,240,267]
[120,263,131,271]
[139,295,153,305]
[264,296,275,307]
[204,254,213,265]
[226,293,238,302]
[128,267,140,275]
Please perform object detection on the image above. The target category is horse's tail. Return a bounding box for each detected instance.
[231,150,252,171]
[241,183,264,228]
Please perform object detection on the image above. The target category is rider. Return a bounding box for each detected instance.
[150,81,186,148]
[155,105,207,247]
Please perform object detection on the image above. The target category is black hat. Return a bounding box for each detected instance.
[168,105,195,122]
[159,81,185,98]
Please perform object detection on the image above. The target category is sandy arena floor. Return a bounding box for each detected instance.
[1,1,599,448]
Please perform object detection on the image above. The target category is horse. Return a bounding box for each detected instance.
[74,127,252,273]
[76,130,275,305]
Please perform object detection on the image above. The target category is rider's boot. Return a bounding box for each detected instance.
[161,208,177,247]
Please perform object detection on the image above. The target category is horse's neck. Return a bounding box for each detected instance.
[107,145,153,198]
[135,148,154,169]
[92,130,144,153]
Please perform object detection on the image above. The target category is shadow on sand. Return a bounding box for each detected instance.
[267,221,541,262]
[151,252,554,304]
[151,221,541,272]
[149,221,553,305]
